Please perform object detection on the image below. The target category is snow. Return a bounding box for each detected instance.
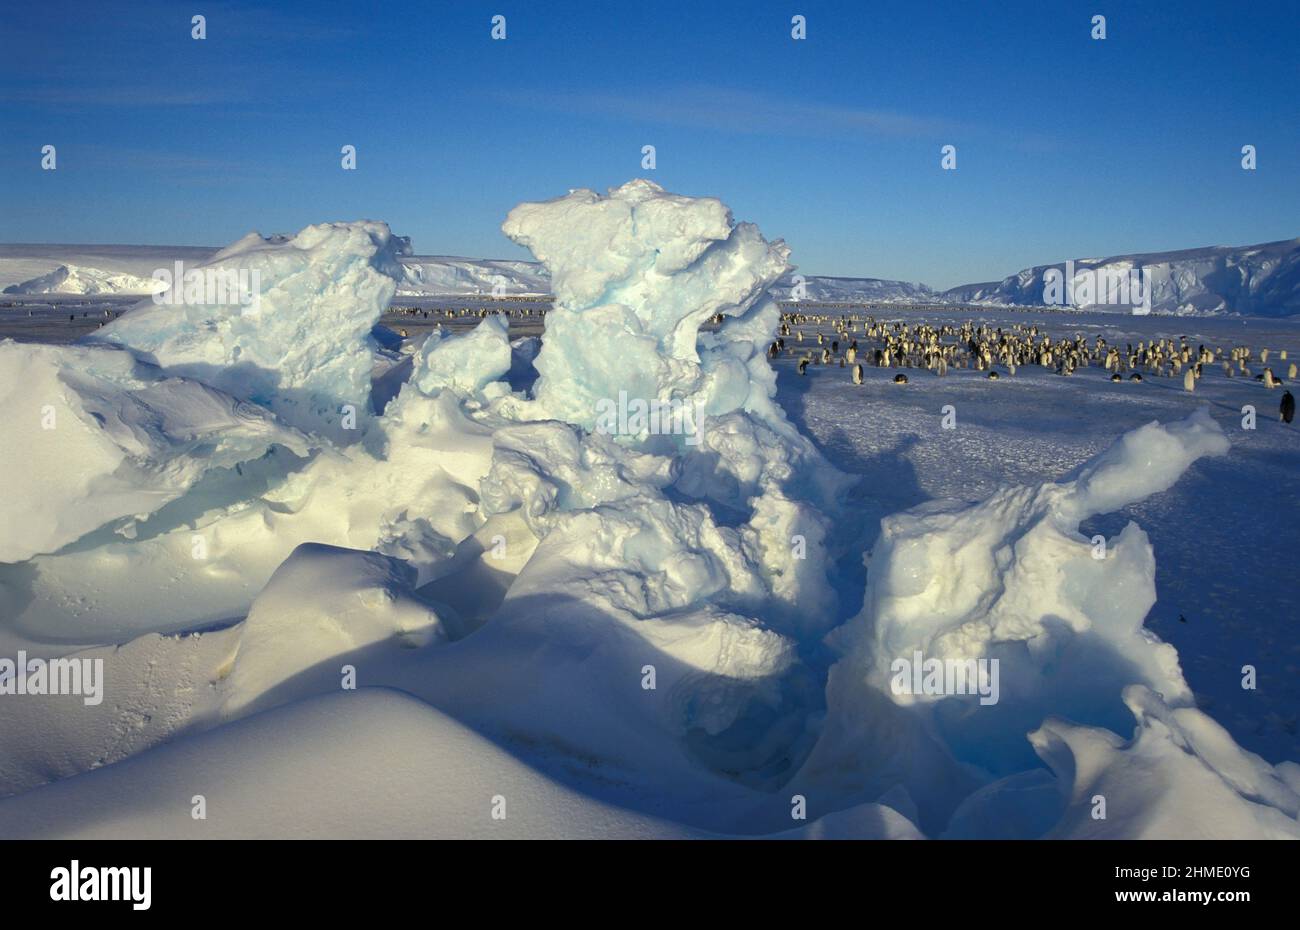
[0,340,309,563]
[0,244,218,295]
[1031,686,1300,839]
[1,181,1297,839]
[943,238,1300,316]
[2,263,167,296]
[405,313,512,399]
[795,406,1258,834]
[6,236,1298,315]
[397,256,549,297]
[0,688,919,839]
[503,179,792,432]
[84,221,409,442]
[222,543,455,715]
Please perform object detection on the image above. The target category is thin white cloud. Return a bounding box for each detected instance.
[492,84,963,139]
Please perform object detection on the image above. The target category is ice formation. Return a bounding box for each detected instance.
[504,181,817,455]
[1,182,1297,839]
[222,543,456,715]
[1031,686,1300,839]
[0,341,309,565]
[794,407,1300,838]
[85,221,410,441]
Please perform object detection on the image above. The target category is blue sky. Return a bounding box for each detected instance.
[1,0,1297,288]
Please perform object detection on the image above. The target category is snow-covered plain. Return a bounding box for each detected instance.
[0,181,1297,839]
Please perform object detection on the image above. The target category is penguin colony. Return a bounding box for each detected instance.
[388,302,547,323]
[771,311,1295,413]
[389,304,1295,422]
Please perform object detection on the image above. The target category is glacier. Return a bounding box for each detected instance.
[5,236,1298,316]
[942,238,1300,316]
[0,181,1295,839]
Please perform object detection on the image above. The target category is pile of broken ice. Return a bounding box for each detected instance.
[0,181,1295,838]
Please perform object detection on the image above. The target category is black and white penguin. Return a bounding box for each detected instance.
[852,363,864,385]
[987,370,999,380]
[1282,390,1296,424]
[798,357,810,376]
[1129,372,1143,382]
[893,373,909,384]
[1110,373,1122,382]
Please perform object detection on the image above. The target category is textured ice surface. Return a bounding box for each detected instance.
[849,408,1230,706]
[85,221,408,441]
[792,407,1289,837]
[2,184,1296,839]
[0,341,308,564]
[406,314,512,399]
[503,180,793,436]
[1032,686,1300,839]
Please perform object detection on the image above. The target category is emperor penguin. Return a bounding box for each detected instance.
[852,363,864,385]
[1282,390,1296,424]
[1183,367,1195,392]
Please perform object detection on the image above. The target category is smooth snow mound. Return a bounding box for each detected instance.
[0,689,921,839]
[223,544,455,714]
